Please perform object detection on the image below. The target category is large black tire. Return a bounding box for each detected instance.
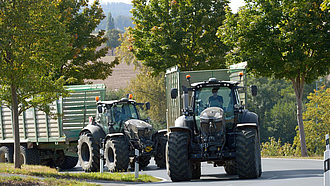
[20,145,40,165]
[104,136,129,172]
[59,156,79,169]
[139,155,151,168]
[224,160,237,175]
[78,132,100,172]
[236,128,260,179]
[191,162,201,179]
[155,134,167,168]
[0,146,13,163]
[166,131,192,182]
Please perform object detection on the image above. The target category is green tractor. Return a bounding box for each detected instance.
[166,76,261,181]
[78,96,167,172]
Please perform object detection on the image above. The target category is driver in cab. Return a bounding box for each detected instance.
[209,88,223,108]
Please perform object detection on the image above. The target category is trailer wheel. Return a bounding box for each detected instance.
[224,160,237,175]
[191,162,201,179]
[104,136,129,172]
[155,134,167,168]
[236,128,259,179]
[0,146,13,163]
[78,132,100,172]
[20,145,40,165]
[59,156,78,169]
[166,131,192,182]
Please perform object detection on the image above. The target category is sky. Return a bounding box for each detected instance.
[99,0,245,13]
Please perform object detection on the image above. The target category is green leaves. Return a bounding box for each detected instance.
[0,0,71,112]
[130,0,230,74]
[220,0,330,83]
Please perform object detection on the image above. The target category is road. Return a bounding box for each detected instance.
[64,158,324,186]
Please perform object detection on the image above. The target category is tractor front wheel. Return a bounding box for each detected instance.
[166,131,192,182]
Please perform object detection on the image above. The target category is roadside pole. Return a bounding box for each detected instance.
[135,149,139,178]
[324,134,329,186]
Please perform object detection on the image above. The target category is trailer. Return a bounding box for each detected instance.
[0,84,106,169]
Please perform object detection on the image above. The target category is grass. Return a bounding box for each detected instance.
[262,156,323,160]
[0,163,161,185]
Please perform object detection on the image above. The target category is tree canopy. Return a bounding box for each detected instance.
[220,0,330,156]
[0,0,72,168]
[55,0,117,85]
[130,0,230,74]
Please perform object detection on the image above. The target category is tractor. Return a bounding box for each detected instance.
[166,76,261,181]
[78,95,167,172]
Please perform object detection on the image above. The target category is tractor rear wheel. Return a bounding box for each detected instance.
[155,134,167,168]
[191,162,201,179]
[166,131,192,182]
[224,160,237,175]
[236,128,259,179]
[104,136,129,172]
[78,132,100,172]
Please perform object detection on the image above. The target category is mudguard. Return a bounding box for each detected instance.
[237,111,259,129]
[79,123,106,145]
[151,129,167,141]
[104,133,125,142]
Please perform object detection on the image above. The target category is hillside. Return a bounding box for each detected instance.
[86,56,138,91]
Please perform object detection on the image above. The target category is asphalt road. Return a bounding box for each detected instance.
[64,158,324,186]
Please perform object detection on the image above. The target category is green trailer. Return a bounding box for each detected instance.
[0,84,105,168]
[165,64,246,128]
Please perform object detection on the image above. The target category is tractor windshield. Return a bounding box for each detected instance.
[112,103,139,123]
[194,86,236,124]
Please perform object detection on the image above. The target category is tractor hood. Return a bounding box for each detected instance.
[200,107,225,134]
[125,119,153,138]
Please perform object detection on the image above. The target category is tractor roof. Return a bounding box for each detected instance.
[97,98,136,106]
[191,78,239,89]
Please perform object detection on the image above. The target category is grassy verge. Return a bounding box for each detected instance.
[0,163,161,185]
[261,156,323,160]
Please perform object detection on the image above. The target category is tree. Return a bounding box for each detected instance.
[125,70,166,130]
[55,0,118,85]
[106,12,115,31]
[220,0,330,156]
[0,0,71,168]
[105,29,122,51]
[115,15,134,32]
[130,0,230,74]
[294,86,330,156]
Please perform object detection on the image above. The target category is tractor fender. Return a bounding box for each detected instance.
[79,123,106,145]
[237,111,259,129]
[169,127,191,138]
[104,133,125,142]
[151,129,167,141]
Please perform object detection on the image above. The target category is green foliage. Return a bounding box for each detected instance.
[55,0,118,85]
[220,0,330,83]
[130,0,230,75]
[0,0,71,113]
[293,86,330,156]
[106,12,115,31]
[115,15,135,31]
[261,137,297,157]
[105,29,122,48]
[125,70,166,130]
[105,88,125,100]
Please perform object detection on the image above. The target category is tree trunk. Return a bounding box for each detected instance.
[291,75,308,157]
[11,83,21,168]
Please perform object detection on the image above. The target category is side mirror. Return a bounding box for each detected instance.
[251,85,257,96]
[145,102,150,110]
[171,88,178,99]
[97,105,103,113]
